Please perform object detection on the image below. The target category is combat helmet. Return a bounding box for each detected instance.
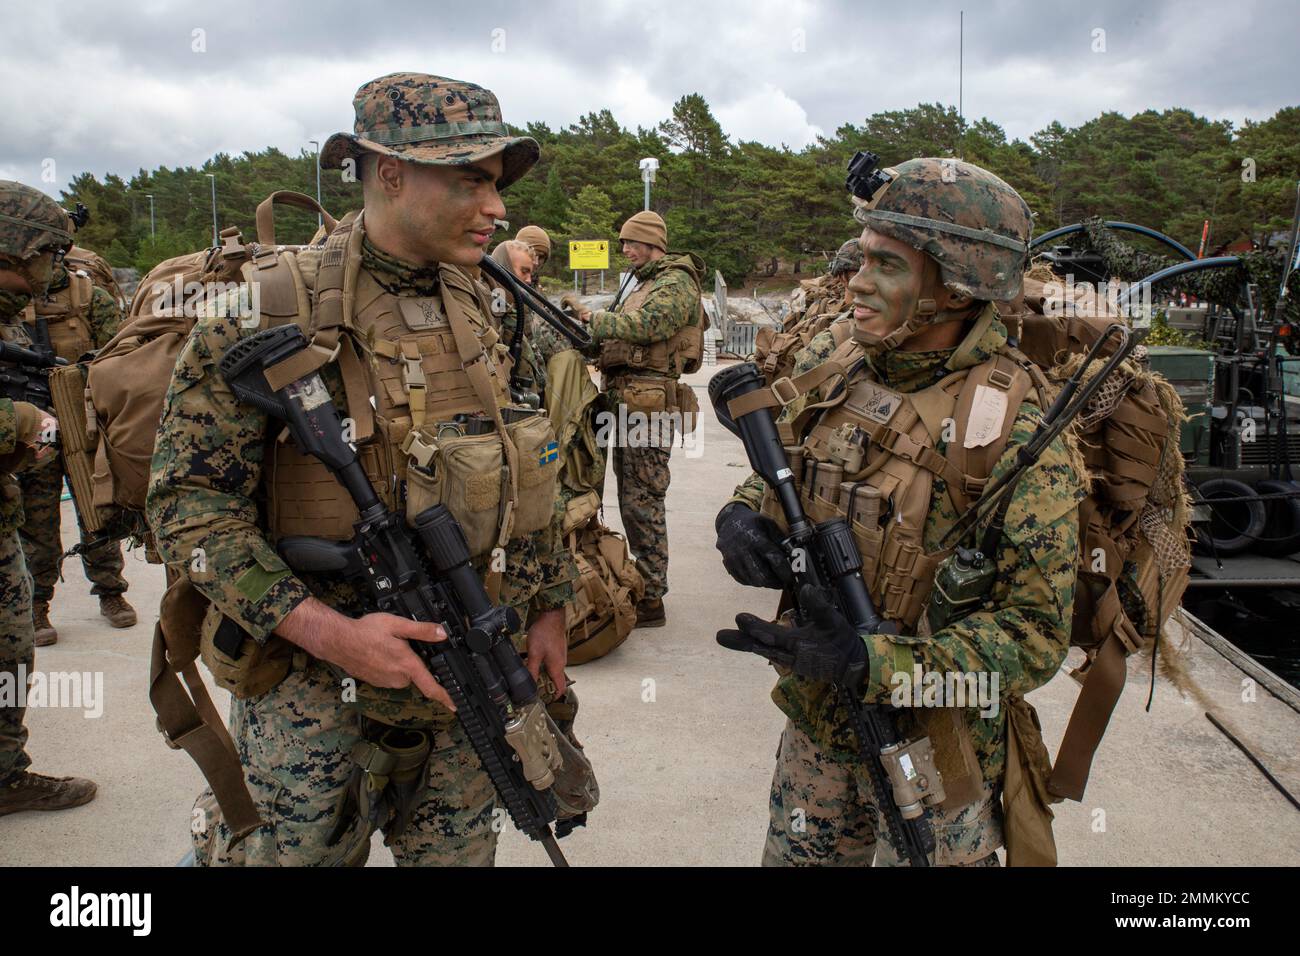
[828,237,863,277]
[0,180,74,262]
[845,154,1031,352]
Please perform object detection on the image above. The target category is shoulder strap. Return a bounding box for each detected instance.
[258,213,374,444]
[439,263,517,600]
[943,351,1033,513]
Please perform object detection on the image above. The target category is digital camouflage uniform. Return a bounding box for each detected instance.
[0,289,40,783]
[731,314,1081,866]
[148,74,576,865]
[19,260,127,612]
[148,235,577,866]
[1,183,96,812]
[724,158,1079,866]
[588,253,703,600]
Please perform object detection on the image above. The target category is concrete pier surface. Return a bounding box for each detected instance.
[3,362,1297,867]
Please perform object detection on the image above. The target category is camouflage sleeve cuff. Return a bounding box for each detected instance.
[730,471,767,511]
[863,632,920,703]
[533,533,578,612]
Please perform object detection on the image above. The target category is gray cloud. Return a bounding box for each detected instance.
[2,0,1295,194]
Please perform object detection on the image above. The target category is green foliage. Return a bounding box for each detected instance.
[53,100,1300,288]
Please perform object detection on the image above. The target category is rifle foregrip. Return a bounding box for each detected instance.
[419,649,557,840]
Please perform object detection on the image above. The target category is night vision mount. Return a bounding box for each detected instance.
[845,150,893,203]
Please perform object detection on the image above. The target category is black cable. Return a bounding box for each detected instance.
[1205,712,1300,813]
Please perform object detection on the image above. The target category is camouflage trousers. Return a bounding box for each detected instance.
[17,456,126,607]
[193,655,497,867]
[762,719,1003,867]
[0,531,34,783]
[611,418,674,600]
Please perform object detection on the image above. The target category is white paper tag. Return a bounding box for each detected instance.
[963,384,1008,449]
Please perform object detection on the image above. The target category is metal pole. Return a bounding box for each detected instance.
[959,11,963,124]
[644,177,650,211]
[206,173,217,247]
[146,194,155,238]
[309,140,322,227]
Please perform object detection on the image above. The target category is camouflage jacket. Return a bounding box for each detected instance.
[588,252,704,381]
[732,312,1082,785]
[0,290,40,533]
[147,234,577,723]
[788,273,847,329]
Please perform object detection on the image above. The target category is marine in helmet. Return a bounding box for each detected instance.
[714,157,1083,866]
[0,180,98,817]
[18,209,134,647]
[787,236,863,328]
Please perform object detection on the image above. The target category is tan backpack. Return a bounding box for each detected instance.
[544,349,644,663]
[51,192,338,541]
[64,244,128,312]
[1006,287,1194,801]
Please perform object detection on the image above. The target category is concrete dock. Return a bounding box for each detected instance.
[3,361,1297,866]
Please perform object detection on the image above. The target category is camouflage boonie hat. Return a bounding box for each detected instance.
[0,180,74,260]
[828,236,863,276]
[852,158,1031,301]
[321,73,539,190]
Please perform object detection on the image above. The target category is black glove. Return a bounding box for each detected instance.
[717,583,869,687]
[714,502,793,589]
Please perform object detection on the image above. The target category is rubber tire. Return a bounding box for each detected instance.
[1254,479,1300,556]
[1193,477,1267,557]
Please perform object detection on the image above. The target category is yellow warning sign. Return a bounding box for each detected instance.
[568,240,609,270]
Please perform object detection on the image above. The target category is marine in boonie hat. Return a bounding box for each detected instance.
[320,72,539,190]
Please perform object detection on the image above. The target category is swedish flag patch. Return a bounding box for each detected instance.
[539,441,559,465]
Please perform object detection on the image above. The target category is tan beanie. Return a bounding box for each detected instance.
[619,211,667,251]
[515,225,551,259]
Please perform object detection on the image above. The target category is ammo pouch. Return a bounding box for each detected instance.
[199,602,295,699]
[329,723,433,850]
[402,407,560,558]
[615,374,675,418]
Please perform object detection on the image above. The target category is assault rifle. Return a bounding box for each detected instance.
[219,324,569,867]
[710,362,943,867]
[0,337,67,412]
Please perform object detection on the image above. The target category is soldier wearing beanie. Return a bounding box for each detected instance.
[568,210,706,628]
[0,180,98,818]
[515,225,551,285]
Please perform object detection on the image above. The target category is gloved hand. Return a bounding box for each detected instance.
[560,293,591,324]
[717,583,868,687]
[715,501,793,589]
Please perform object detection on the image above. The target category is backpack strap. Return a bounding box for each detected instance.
[258,213,375,443]
[943,351,1033,513]
[254,190,339,247]
[437,264,518,600]
[149,572,263,847]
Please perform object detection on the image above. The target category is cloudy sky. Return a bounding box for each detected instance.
[3,0,1296,195]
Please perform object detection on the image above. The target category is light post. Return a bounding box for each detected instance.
[205,173,217,247]
[639,157,658,211]
[146,194,155,238]
[309,139,322,227]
